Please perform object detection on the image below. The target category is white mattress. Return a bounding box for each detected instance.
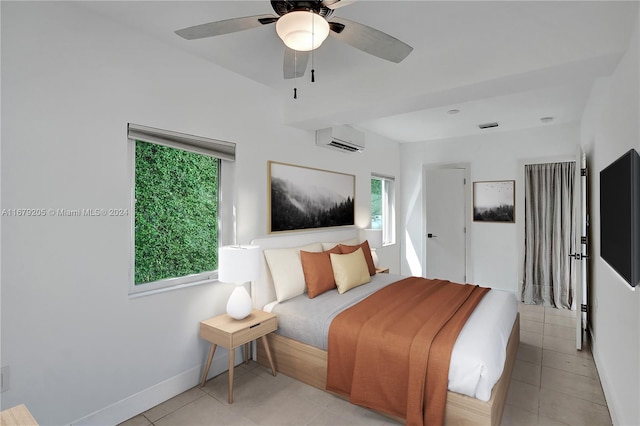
[264,274,517,401]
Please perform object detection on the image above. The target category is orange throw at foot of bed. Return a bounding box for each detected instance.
[326,277,489,426]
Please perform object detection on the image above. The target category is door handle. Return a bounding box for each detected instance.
[569,253,589,260]
[427,233,437,238]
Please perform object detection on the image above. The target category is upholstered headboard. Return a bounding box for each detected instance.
[250,228,360,310]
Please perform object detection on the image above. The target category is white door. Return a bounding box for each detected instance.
[424,168,466,283]
[572,150,589,350]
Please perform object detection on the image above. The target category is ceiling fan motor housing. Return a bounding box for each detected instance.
[271,1,335,18]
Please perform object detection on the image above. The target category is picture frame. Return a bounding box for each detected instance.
[268,161,355,233]
[473,180,515,223]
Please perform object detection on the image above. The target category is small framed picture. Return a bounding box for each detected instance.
[473,180,515,223]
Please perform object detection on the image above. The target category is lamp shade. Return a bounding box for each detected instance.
[363,229,383,249]
[219,245,261,320]
[276,11,330,51]
[218,245,261,283]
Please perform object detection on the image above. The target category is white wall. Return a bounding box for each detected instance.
[580,13,640,426]
[400,123,579,293]
[0,3,400,424]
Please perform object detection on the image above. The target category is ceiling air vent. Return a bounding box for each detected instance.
[478,122,499,129]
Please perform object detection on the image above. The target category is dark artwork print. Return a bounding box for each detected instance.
[473,180,515,223]
[269,162,355,233]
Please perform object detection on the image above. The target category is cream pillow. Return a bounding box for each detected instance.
[264,243,323,302]
[330,248,371,294]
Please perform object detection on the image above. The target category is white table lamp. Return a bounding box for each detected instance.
[363,229,383,267]
[219,245,261,320]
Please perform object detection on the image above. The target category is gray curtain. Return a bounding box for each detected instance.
[522,162,576,309]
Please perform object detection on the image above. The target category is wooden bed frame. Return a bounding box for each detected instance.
[251,229,520,425]
[258,313,519,425]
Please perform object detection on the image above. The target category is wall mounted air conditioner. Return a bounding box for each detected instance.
[315,125,365,153]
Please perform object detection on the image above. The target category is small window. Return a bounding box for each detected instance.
[128,124,235,295]
[371,174,396,245]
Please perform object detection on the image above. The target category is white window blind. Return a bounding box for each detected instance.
[128,123,235,161]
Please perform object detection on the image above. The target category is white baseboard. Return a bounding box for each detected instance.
[70,347,243,426]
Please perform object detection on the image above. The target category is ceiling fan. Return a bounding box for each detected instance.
[175,1,413,80]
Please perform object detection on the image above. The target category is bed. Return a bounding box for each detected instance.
[250,228,519,425]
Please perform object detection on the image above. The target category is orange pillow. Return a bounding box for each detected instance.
[300,246,341,298]
[339,240,376,276]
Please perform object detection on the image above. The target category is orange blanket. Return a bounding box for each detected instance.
[326,277,489,426]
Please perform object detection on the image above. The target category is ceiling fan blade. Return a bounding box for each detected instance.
[283,48,309,79]
[175,14,278,40]
[322,0,356,9]
[329,17,413,63]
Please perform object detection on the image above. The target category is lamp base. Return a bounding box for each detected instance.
[226,284,253,320]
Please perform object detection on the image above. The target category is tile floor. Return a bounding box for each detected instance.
[120,303,610,426]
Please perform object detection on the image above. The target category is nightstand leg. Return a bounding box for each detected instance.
[228,348,235,404]
[244,342,250,364]
[200,343,217,387]
[260,335,277,377]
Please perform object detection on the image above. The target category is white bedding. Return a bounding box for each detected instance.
[264,274,517,402]
[447,287,517,400]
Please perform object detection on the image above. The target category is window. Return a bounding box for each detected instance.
[371,174,396,245]
[128,124,235,294]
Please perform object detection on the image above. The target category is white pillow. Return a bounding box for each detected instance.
[321,238,359,251]
[330,248,371,294]
[264,243,323,302]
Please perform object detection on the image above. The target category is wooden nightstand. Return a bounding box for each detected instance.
[199,309,277,403]
[0,404,38,426]
[375,267,389,274]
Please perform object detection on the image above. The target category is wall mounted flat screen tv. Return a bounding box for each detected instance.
[600,148,640,287]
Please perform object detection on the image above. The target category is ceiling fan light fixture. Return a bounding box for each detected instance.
[276,11,330,51]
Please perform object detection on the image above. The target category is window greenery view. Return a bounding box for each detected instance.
[371,178,382,229]
[135,140,219,285]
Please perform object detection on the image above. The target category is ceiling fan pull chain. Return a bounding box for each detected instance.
[311,37,316,83]
[311,13,316,83]
[293,49,298,99]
